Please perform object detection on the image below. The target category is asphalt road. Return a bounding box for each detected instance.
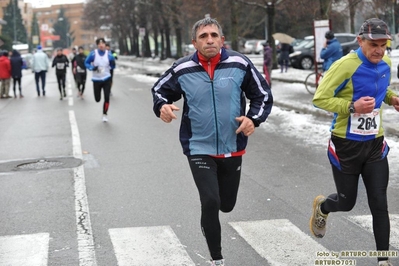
[0,65,398,266]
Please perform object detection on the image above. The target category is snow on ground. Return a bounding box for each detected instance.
[127,64,399,189]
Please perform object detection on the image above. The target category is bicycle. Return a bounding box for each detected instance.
[305,70,323,95]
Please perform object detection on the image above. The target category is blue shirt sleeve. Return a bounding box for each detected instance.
[108,53,115,70]
[85,51,95,70]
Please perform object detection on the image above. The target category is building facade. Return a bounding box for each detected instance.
[34,3,101,51]
[0,0,32,39]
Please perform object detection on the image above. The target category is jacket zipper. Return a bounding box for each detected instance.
[208,61,219,154]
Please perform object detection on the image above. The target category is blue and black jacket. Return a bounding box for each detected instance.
[152,48,273,156]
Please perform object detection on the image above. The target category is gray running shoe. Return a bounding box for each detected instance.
[310,195,328,238]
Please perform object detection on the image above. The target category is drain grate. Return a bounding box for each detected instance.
[0,157,83,173]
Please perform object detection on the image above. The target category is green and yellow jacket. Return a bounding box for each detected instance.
[313,48,397,142]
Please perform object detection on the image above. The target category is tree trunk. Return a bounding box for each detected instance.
[230,0,239,51]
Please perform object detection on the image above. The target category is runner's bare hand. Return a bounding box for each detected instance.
[354,96,375,114]
[391,96,399,112]
[235,116,254,136]
[160,104,180,123]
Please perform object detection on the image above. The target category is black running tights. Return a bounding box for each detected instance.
[322,158,390,260]
[56,73,66,94]
[188,155,242,261]
[93,79,111,115]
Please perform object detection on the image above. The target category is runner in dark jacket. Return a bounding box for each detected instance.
[72,46,87,98]
[52,48,69,100]
[10,50,23,98]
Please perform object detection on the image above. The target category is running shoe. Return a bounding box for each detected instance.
[310,195,328,238]
[211,259,224,265]
[102,115,108,122]
[379,260,393,266]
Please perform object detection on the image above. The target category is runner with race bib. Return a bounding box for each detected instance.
[310,18,399,266]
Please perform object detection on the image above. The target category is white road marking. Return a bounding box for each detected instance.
[69,110,97,266]
[0,233,49,266]
[230,219,330,266]
[348,214,399,250]
[109,226,195,266]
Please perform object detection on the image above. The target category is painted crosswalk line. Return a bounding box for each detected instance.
[0,232,49,266]
[109,226,195,266]
[230,219,330,266]
[348,214,399,250]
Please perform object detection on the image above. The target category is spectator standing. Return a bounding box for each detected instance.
[32,45,49,96]
[278,43,293,73]
[263,41,273,86]
[0,51,11,98]
[9,50,23,98]
[320,31,343,72]
[52,48,69,100]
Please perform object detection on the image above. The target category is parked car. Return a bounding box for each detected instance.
[21,53,33,69]
[243,39,264,54]
[183,44,196,55]
[223,41,232,49]
[254,40,266,54]
[289,33,359,70]
[335,33,359,55]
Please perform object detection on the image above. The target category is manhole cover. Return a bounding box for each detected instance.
[0,157,83,173]
[16,159,65,170]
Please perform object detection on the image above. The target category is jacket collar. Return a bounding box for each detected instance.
[192,47,228,64]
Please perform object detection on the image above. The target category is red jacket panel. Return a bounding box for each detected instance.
[0,56,11,79]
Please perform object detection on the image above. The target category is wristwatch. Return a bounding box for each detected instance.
[349,102,356,114]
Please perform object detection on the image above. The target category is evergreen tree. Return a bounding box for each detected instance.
[52,7,73,49]
[2,0,28,44]
[29,12,41,51]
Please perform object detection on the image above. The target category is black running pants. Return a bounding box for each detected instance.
[323,158,390,260]
[56,72,66,94]
[188,155,242,260]
[93,79,111,115]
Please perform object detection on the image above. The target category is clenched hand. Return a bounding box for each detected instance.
[160,104,180,123]
[235,116,255,136]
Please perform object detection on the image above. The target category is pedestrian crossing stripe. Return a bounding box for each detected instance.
[0,232,49,266]
[229,219,330,266]
[108,226,195,266]
[348,214,399,250]
[2,215,398,265]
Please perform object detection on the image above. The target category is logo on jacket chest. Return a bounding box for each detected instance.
[216,77,235,88]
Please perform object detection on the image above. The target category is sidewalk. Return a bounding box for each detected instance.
[117,54,399,135]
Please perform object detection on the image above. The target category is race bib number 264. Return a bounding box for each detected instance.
[349,108,380,135]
